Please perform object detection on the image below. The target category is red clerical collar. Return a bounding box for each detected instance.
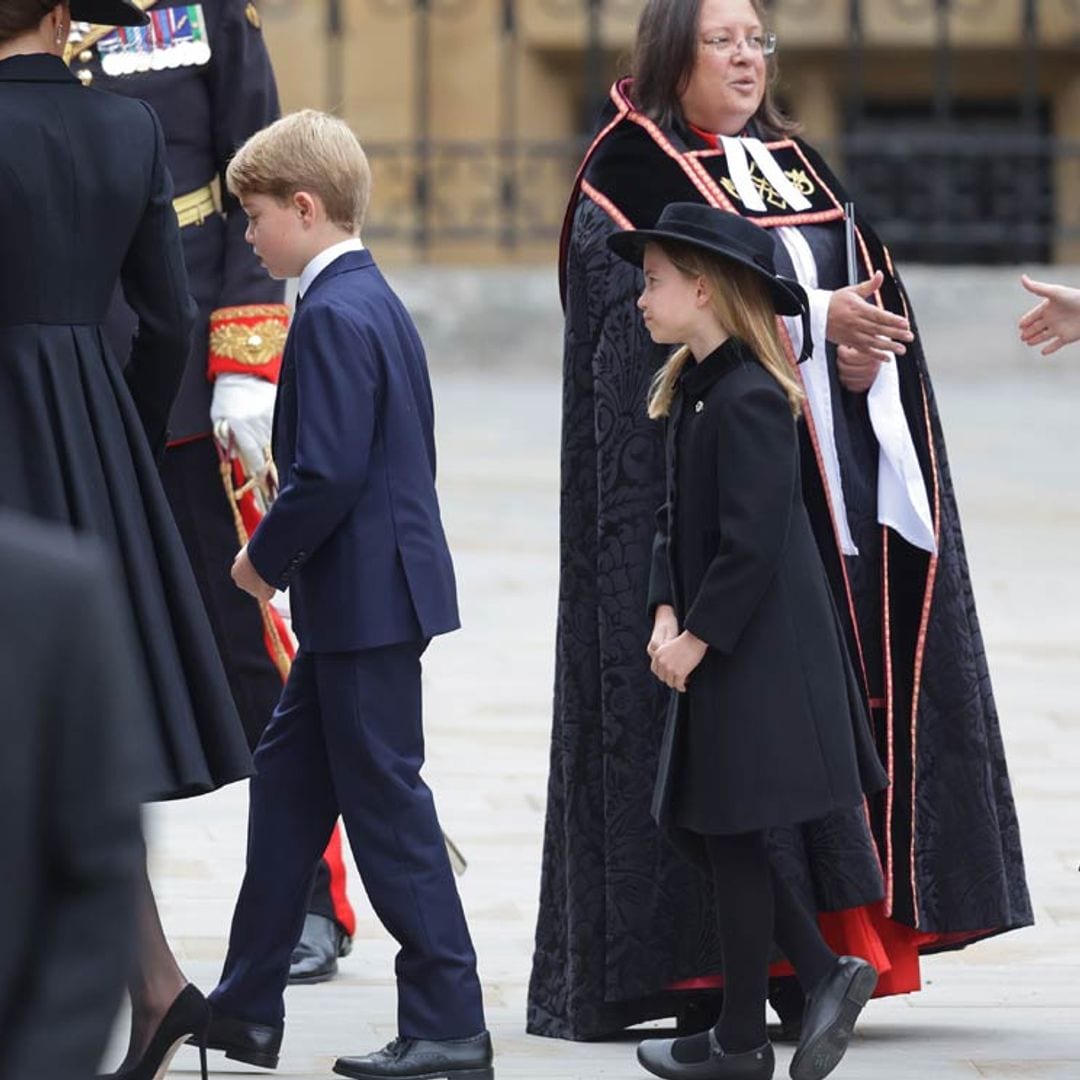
[686,122,755,149]
[687,121,719,148]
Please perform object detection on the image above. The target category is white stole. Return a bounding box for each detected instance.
[717,135,936,556]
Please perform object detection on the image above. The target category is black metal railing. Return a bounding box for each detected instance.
[299,0,1080,260]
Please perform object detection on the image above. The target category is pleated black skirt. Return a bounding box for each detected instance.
[0,322,251,800]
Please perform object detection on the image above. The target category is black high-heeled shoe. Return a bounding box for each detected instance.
[99,983,210,1080]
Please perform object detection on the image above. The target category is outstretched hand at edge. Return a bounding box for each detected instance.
[1019,275,1080,356]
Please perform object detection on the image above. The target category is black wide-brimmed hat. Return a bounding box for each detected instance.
[608,202,807,318]
[70,0,149,26]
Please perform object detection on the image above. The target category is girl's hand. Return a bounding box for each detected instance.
[826,271,913,389]
[651,630,708,693]
[1019,275,1080,355]
[648,604,679,658]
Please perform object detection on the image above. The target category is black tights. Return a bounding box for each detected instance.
[703,830,837,1053]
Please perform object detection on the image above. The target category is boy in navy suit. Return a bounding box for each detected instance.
[203,110,492,1080]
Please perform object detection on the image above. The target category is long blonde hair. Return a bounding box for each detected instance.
[646,240,805,420]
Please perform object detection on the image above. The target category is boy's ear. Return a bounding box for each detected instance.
[293,191,319,225]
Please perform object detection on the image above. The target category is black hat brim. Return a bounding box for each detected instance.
[70,0,150,27]
[608,227,806,318]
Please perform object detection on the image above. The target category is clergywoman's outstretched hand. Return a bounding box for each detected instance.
[651,630,708,694]
[1019,275,1080,355]
[827,270,913,390]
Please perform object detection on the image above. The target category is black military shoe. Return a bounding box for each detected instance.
[788,956,877,1080]
[637,1031,774,1080]
[288,913,352,984]
[195,1008,283,1070]
[333,1031,494,1080]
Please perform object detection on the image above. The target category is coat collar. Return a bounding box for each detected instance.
[680,337,753,399]
[0,53,78,84]
[303,248,375,301]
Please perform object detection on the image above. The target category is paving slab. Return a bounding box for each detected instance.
[101,282,1080,1079]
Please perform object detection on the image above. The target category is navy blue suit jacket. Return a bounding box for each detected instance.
[247,250,459,653]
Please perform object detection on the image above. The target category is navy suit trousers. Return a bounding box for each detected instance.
[210,643,485,1039]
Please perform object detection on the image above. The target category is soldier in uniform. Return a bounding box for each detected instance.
[67,0,357,983]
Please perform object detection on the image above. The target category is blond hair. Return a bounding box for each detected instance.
[646,241,804,420]
[226,109,372,233]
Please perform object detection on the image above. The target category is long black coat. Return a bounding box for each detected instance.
[0,53,250,799]
[649,341,887,836]
[0,513,146,1080]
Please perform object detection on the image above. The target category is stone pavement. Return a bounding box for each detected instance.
[101,271,1080,1079]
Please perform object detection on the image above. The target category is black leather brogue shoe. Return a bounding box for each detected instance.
[637,1032,774,1080]
[788,956,877,1080]
[197,1008,282,1070]
[289,912,352,984]
[333,1031,494,1080]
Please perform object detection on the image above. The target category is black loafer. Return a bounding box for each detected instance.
[288,912,352,984]
[194,1008,283,1070]
[333,1031,494,1079]
[637,1032,774,1080]
[788,956,877,1080]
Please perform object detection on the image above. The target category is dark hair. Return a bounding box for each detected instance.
[630,0,798,137]
[0,0,57,45]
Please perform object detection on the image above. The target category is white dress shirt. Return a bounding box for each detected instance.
[297,237,366,299]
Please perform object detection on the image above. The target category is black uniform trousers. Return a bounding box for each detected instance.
[160,436,341,927]
[160,437,281,747]
[209,643,485,1040]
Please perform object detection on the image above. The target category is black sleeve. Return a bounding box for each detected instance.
[120,102,197,454]
[647,499,674,616]
[3,552,147,1080]
[209,0,284,307]
[683,383,797,653]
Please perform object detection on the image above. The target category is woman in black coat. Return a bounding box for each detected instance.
[607,203,888,1080]
[0,3,250,1077]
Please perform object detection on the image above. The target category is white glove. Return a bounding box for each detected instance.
[210,374,277,481]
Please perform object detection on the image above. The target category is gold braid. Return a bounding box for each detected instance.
[217,456,293,682]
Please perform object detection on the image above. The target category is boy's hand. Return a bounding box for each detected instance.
[651,630,708,693]
[1019,275,1080,355]
[648,604,680,658]
[232,544,275,602]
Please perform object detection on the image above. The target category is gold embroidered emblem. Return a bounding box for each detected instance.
[210,318,286,366]
[245,2,262,29]
[720,161,816,211]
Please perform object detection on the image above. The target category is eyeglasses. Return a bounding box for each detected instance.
[700,32,778,57]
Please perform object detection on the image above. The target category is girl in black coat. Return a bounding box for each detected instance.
[608,204,889,1080]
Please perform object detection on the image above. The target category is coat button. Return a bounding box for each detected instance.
[694,400,704,413]
[76,68,93,86]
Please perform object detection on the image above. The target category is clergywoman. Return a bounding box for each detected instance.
[528,0,1032,1042]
